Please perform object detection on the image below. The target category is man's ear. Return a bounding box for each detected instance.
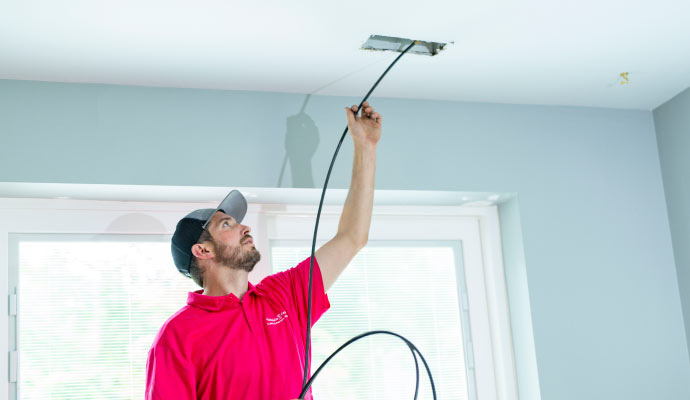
[191,242,214,260]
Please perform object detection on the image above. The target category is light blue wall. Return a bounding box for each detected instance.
[653,86,690,362]
[2,79,689,399]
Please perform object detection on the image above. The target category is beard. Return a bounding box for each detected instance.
[213,238,261,272]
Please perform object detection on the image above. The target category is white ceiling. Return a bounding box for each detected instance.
[1,0,689,110]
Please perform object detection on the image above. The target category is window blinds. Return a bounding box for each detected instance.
[17,239,198,399]
[271,242,470,400]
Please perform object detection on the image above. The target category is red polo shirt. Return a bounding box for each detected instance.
[145,256,330,400]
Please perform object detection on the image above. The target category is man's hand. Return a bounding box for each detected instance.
[345,101,382,148]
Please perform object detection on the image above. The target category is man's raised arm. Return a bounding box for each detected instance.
[315,101,381,292]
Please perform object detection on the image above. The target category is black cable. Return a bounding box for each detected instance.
[298,330,436,400]
[300,39,437,399]
[412,342,420,400]
[301,39,416,390]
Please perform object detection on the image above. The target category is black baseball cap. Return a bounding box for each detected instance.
[171,189,248,277]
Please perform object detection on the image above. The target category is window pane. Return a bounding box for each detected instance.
[17,237,198,400]
[272,242,470,400]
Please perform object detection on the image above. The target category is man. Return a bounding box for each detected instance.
[145,102,382,399]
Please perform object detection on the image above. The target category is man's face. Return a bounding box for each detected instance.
[206,211,261,272]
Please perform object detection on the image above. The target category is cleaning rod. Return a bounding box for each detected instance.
[300,39,437,399]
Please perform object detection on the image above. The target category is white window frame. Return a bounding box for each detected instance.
[0,188,517,400]
[264,203,517,400]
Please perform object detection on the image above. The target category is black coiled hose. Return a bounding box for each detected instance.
[300,40,437,399]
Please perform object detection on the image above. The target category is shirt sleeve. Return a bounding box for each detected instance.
[145,343,196,400]
[260,256,331,327]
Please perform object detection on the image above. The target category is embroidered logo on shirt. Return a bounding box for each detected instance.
[265,311,288,326]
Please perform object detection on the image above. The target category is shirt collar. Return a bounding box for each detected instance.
[187,281,262,311]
